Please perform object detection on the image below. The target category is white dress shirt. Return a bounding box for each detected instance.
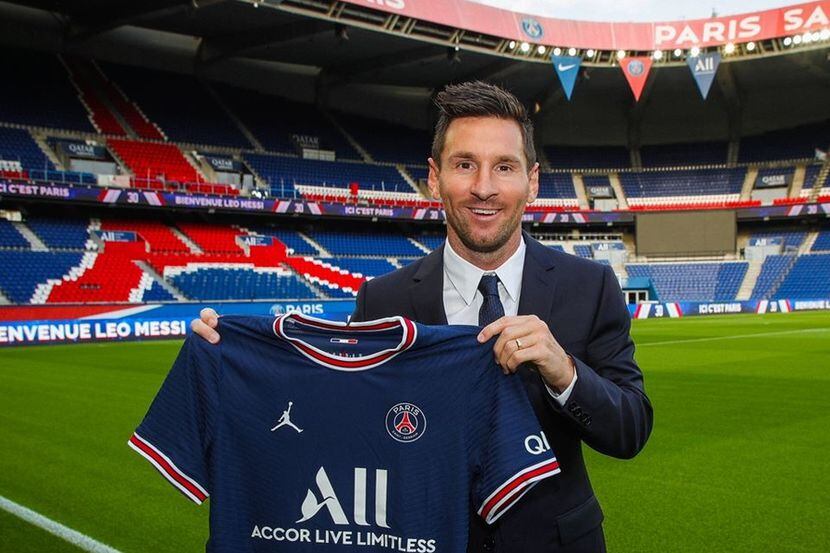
[442,238,577,404]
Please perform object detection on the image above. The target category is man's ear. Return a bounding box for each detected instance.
[427,157,442,200]
[527,162,540,204]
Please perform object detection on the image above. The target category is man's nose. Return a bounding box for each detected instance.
[470,166,498,200]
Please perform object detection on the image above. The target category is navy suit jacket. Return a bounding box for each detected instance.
[351,232,653,552]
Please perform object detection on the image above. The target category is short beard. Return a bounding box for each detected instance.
[449,208,522,255]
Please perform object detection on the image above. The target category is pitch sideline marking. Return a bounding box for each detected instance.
[0,494,122,553]
[638,327,830,347]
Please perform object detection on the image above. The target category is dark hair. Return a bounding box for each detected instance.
[431,81,536,169]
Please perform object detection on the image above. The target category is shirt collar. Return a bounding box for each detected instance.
[443,237,526,306]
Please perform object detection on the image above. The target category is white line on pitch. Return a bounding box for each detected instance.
[0,495,122,553]
[637,327,830,347]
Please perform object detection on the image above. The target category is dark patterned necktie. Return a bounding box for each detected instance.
[478,274,505,326]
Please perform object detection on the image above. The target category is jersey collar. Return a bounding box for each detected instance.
[273,313,417,371]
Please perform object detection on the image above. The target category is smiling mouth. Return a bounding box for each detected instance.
[468,207,500,216]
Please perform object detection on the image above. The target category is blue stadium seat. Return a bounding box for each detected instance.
[0,127,55,172]
[750,255,796,299]
[26,217,90,250]
[626,262,747,301]
[544,145,630,169]
[336,113,430,165]
[245,227,319,256]
[620,168,745,198]
[172,268,317,301]
[538,173,576,199]
[774,254,830,299]
[310,231,424,257]
[573,245,593,258]
[0,220,29,249]
[414,234,445,252]
[326,258,397,278]
[738,121,830,163]
[0,251,83,303]
[812,230,830,252]
[142,281,176,302]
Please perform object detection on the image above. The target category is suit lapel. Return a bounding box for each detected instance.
[410,245,448,325]
[517,232,557,320]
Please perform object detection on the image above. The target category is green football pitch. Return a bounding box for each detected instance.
[1,311,829,552]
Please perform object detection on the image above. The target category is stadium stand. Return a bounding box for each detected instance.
[621,168,745,198]
[0,127,54,173]
[141,280,176,302]
[750,254,797,299]
[100,220,190,253]
[749,230,806,250]
[309,231,424,257]
[774,254,830,299]
[0,220,29,249]
[335,113,431,165]
[626,262,748,302]
[63,58,127,136]
[640,141,729,167]
[738,121,830,162]
[168,267,313,301]
[413,234,445,252]
[573,244,593,258]
[0,251,85,303]
[812,230,830,252]
[326,257,397,278]
[537,173,577,199]
[0,51,94,132]
[545,145,630,169]
[93,64,164,140]
[245,227,320,256]
[26,217,92,250]
[101,63,251,149]
[216,85,360,158]
[175,223,245,255]
[243,154,413,196]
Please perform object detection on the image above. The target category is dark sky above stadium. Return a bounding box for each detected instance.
[473,0,797,22]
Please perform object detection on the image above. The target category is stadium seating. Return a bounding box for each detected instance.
[243,154,413,196]
[750,254,797,299]
[107,139,200,185]
[414,234,445,252]
[0,220,29,249]
[640,141,729,167]
[738,121,830,162]
[216,85,359,158]
[245,227,319,255]
[0,127,54,172]
[141,281,176,302]
[93,65,164,140]
[573,245,593,258]
[774,254,830,299]
[284,256,365,297]
[45,248,145,303]
[626,262,748,301]
[169,267,314,301]
[26,217,92,250]
[176,223,246,255]
[335,113,430,165]
[326,257,397,278]
[620,168,745,198]
[0,50,94,132]
[102,63,250,148]
[100,220,190,253]
[538,173,577,199]
[812,230,830,252]
[309,231,424,257]
[0,251,84,303]
[63,58,127,136]
[545,145,630,169]
[749,230,806,250]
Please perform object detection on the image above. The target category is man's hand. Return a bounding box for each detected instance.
[478,315,575,392]
[190,308,221,344]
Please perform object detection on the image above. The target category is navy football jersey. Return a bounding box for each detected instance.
[129,314,560,552]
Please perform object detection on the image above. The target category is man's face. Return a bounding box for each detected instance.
[428,116,538,255]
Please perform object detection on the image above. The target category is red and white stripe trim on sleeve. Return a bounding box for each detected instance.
[128,432,209,505]
[477,458,561,524]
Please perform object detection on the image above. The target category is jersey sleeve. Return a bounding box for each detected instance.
[470,360,561,525]
[127,335,220,505]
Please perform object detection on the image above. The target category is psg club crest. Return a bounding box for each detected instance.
[385,402,427,443]
[521,18,543,39]
[627,60,645,76]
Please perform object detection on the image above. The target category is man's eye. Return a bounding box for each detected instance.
[496,165,513,172]
[457,162,473,170]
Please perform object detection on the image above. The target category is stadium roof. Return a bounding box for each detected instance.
[0,0,828,144]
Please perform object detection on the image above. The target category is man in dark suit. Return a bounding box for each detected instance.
[193,81,652,552]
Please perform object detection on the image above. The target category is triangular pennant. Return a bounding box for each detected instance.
[686,52,721,100]
[620,57,653,101]
[550,55,582,100]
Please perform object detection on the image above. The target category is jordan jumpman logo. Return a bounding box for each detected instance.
[271,401,303,433]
